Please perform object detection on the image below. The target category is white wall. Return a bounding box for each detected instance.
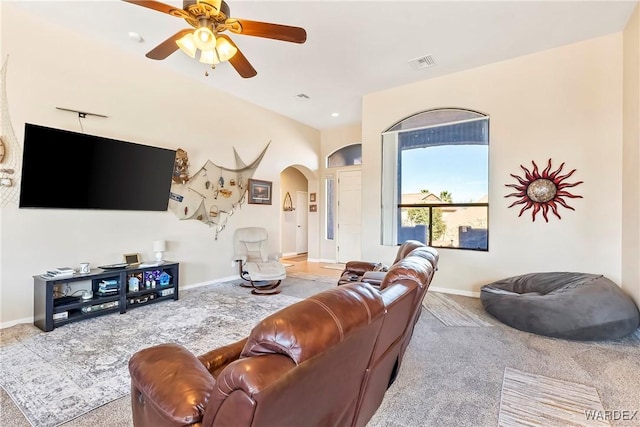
[362,34,624,295]
[0,4,320,326]
[622,4,640,306]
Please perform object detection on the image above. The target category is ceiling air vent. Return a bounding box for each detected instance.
[408,55,436,70]
[296,93,310,99]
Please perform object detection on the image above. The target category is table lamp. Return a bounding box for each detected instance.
[153,240,166,264]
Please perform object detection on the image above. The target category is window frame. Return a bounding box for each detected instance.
[381,108,489,251]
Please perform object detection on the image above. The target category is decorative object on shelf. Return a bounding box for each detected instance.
[122,0,307,78]
[310,192,316,202]
[159,271,171,286]
[309,204,317,212]
[153,240,167,264]
[0,56,21,206]
[248,179,272,205]
[128,274,141,292]
[283,192,294,211]
[79,262,91,274]
[123,253,141,265]
[505,159,583,222]
[144,270,162,289]
[172,148,190,184]
[168,142,270,239]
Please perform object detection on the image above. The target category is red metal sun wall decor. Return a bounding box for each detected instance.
[505,159,584,222]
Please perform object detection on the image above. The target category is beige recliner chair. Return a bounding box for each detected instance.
[233,227,286,295]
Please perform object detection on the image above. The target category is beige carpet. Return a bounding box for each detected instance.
[499,367,610,427]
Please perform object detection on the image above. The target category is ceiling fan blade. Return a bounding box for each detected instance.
[227,19,307,44]
[218,35,257,78]
[121,0,180,16]
[146,29,192,60]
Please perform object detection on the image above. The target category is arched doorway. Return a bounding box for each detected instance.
[280,165,311,257]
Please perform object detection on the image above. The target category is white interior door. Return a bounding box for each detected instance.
[337,169,361,263]
[295,191,308,253]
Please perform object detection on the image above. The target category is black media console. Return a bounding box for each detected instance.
[33,262,179,332]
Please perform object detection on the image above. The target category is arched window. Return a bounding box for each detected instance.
[381,108,489,251]
[327,143,362,168]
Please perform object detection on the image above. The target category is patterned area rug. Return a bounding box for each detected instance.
[423,291,493,327]
[499,367,610,427]
[287,271,338,283]
[0,280,302,427]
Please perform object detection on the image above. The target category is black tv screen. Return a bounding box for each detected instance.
[19,123,177,211]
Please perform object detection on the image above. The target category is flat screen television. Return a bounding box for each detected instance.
[19,123,177,211]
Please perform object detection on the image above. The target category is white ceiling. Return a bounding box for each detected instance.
[9,0,638,130]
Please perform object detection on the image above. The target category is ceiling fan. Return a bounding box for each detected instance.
[123,0,307,78]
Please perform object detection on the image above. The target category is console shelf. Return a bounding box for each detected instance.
[33,262,179,332]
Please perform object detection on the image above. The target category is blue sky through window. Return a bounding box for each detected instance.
[401,145,488,203]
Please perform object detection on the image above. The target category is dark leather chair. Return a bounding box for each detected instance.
[338,240,426,287]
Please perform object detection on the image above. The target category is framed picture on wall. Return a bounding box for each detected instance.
[248,179,272,205]
[310,192,316,202]
[309,204,317,212]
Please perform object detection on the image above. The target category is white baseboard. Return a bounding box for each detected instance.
[429,286,480,298]
[180,275,238,291]
[1,316,34,330]
[307,258,339,264]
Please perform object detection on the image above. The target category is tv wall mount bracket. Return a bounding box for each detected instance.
[56,107,109,119]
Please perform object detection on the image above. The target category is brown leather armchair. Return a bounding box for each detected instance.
[337,240,426,287]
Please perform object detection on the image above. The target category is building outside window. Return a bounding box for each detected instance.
[381,108,489,251]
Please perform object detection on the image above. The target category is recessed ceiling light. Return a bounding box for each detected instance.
[128,32,144,43]
[331,112,340,117]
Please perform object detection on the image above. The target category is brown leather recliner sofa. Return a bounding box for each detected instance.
[338,240,427,287]
[128,245,438,427]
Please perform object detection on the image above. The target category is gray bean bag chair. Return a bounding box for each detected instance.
[480,272,640,341]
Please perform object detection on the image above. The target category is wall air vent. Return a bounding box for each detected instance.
[408,55,436,70]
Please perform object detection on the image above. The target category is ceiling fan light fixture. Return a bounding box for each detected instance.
[216,37,238,62]
[200,48,220,65]
[176,33,198,58]
[194,26,216,51]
